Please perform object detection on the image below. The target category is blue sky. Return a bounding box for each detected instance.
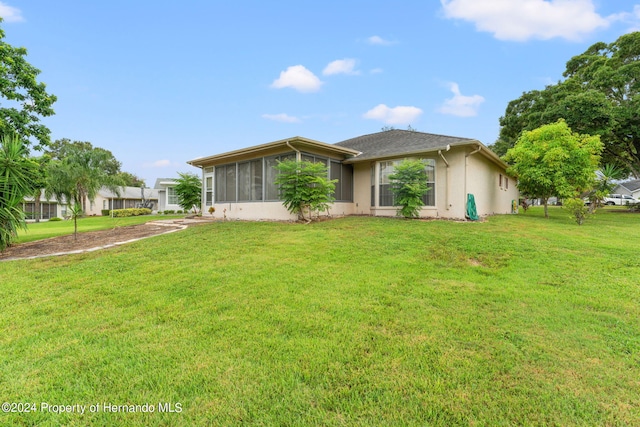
[2,0,640,186]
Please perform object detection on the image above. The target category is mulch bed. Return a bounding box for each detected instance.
[0,223,184,261]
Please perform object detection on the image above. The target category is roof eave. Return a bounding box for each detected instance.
[188,136,360,167]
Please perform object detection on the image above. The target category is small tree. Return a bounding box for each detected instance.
[67,203,83,240]
[505,120,603,218]
[174,172,202,214]
[564,197,590,225]
[274,159,336,222]
[389,159,429,218]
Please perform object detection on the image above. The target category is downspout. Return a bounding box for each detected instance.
[286,140,301,161]
[438,145,451,210]
[464,144,483,206]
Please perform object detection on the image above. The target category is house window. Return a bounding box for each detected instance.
[330,160,353,202]
[265,153,296,201]
[205,176,213,206]
[238,159,263,201]
[499,174,509,190]
[423,160,436,206]
[379,161,396,206]
[376,159,435,207]
[167,187,178,205]
[215,164,237,202]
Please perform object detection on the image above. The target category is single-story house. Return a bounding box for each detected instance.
[187,130,519,220]
[613,179,640,199]
[154,178,182,212]
[84,186,160,216]
[22,191,67,220]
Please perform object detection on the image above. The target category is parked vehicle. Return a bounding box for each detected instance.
[603,194,639,206]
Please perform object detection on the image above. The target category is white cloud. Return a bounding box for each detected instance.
[610,5,640,33]
[438,82,485,117]
[270,65,323,93]
[0,2,24,22]
[323,58,360,76]
[363,104,423,125]
[262,113,301,123]
[440,0,610,41]
[370,68,384,74]
[143,159,171,168]
[367,35,393,45]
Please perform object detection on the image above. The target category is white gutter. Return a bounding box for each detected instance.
[286,140,301,161]
[464,144,483,203]
[438,144,451,210]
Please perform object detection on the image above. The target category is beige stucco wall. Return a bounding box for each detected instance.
[351,146,519,220]
[197,143,518,221]
[208,201,354,221]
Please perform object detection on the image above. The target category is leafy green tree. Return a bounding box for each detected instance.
[505,120,603,218]
[47,139,122,175]
[0,134,40,250]
[46,142,124,215]
[174,172,202,214]
[0,20,56,149]
[494,32,640,176]
[274,160,337,222]
[116,171,145,187]
[389,159,429,218]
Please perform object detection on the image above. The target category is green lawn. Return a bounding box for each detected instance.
[1,208,639,426]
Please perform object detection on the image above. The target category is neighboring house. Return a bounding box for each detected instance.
[22,190,67,220]
[84,186,160,216]
[154,178,182,212]
[613,179,640,199]
[187,130,519,221]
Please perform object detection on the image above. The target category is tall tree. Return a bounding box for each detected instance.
[494,32,640,177]
[116,171,145,188]
[46,142,124,214]
[0,19,56,149]
[504,120,603,218]
[0,134,40,250]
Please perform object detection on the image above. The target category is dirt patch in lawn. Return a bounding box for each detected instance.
[0,222,187,261]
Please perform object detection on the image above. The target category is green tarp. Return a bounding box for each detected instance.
[466,193,479,221]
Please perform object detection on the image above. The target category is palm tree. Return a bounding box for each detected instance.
[46,144,124,239]
[0,134,40,250]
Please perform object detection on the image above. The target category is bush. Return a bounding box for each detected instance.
[164,210,175,215]
[101,209,110,216]
[564,198,590,225]
[274,160,336,221]
[176,210,183,214]
[109,208,152,218]
[48,217,62,221]
[389,159,430,218]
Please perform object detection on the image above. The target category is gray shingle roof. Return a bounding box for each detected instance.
[334,129,478,162]
[619,179,640,192]
[99,186,159,200]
